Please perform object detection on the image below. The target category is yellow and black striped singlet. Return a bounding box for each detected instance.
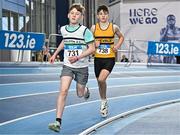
[94,23,115,58]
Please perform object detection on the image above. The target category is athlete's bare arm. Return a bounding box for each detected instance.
[49,40,64,63]
[91,25,100,48]
[90,25,95,33]
[68,41,95,64]
[113,24,124,52]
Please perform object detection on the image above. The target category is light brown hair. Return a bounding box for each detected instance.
[69,3,85,15]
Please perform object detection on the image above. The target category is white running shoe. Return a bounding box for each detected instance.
[48,121,61,132]
[100,100,108,117]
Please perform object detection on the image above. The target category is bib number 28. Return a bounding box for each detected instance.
[97,44,110,54]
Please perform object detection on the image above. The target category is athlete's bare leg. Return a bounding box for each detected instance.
[56,76,72,119]
[76,83,90,100]
[76,83,86,97]
[97,69,110,100]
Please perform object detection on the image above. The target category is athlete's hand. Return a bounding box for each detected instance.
[95,40,100,48]
[68,56,78,64]
[49,55,56,64]
[113,45,119,52]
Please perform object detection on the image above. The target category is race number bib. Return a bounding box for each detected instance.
[64,45,83,57]
[97,44,110,54]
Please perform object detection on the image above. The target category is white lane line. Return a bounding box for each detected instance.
[0,91,59,100]
[0,66,144,69]
[79,99,180,135]
[0,100,98,127]
[1,70,180,77]
[0,89,180,127]
[0,72,94,77]
[1,81,180,101]
[0,67,62,69]
[0,109,55,127]
[0,73,60,76]
[0,62,179,69]
[0,80,60,86]
[0,75,179,86]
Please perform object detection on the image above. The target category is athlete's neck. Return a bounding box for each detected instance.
[99,22,109,29]
[69,23,80,27]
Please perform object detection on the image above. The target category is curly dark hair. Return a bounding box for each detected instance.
[97,5,109,14]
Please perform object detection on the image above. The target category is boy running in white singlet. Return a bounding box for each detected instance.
[48,3,95,132]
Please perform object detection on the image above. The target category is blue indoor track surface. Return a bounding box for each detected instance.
[0,62,180,134]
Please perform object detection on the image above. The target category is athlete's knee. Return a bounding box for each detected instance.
[98,78,106,84]
[59,89,68,97]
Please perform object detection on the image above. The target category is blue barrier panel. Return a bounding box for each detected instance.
[0,30,45,50]
[148,41,180,56]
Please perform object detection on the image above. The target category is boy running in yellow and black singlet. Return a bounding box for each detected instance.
[91,5,124,118]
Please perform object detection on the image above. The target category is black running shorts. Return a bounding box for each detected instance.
[94,57,115,78]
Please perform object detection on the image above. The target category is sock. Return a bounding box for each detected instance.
[102,99,107,102]
[56,118,62,124]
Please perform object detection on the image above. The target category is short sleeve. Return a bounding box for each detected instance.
[84,28,94,44]
[60,26,64,36]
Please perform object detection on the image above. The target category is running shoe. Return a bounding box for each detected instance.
[100,100,108,117]
[84,87,90,100]
[48,121,61,132]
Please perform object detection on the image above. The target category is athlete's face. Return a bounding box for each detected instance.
[97,10,109,23]
[68,8,83,25]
